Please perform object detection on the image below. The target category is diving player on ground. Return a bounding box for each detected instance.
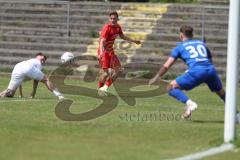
[0,53,64,100]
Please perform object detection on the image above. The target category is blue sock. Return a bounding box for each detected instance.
[220,93,225,102]
[168,88,189,104]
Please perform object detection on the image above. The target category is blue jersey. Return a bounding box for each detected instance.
[171,39,213,69]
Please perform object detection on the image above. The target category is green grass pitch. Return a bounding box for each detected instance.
[0,76,239,160]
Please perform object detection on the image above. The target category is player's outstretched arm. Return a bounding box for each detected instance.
[29,80,39,98]
[119,34,141,45]
[149,57,175,87]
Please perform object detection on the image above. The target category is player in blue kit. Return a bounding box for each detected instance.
[149,25,240,122]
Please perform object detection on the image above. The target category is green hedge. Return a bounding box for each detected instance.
[107,0,198,3]
[149,0,198,3]
[70,0,198,2]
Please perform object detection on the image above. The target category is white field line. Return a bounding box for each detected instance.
[172,143,235,160]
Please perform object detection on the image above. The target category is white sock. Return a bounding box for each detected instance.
[186,99,197,110]
[53,89,62,97]
[100,84,108,91]
[186,99,193,106]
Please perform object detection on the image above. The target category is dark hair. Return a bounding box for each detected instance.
[35,52,47,61]
[180,25,193,38]
[109,11,119,18]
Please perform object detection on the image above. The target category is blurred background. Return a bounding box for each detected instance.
[0,0,230,79]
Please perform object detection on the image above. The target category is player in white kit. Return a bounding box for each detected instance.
[0,53,64,100]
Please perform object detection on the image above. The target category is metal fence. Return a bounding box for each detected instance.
[201,5,229,42]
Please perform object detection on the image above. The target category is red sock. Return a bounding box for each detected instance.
[98,82,104,88]
[105,79,112,87]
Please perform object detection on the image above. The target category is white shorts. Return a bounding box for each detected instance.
[7,64,44,91]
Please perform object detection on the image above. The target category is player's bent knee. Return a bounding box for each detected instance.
[99,72,108,81]
[166,84,173,92]
[166,81,179,91]
[103,72,109,77]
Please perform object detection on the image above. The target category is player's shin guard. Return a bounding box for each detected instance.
[168,88,189,104]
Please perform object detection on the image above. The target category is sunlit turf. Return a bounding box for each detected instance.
[0,76,239,160]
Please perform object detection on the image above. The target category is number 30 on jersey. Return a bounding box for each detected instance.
[185,44,207,58]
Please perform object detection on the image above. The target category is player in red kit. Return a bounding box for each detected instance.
[98,11,141,96]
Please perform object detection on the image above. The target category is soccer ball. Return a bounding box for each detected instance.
[61,52,74,63]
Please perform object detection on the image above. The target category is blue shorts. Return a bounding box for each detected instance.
[176,66,223,92]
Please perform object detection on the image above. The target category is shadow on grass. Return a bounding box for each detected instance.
[192,120,224,124]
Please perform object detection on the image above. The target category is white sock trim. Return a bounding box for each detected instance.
[100,85,108,91]
[186,99,197,110]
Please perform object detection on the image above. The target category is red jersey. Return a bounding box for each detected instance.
[97,23,123,69]
[99,23,123,52]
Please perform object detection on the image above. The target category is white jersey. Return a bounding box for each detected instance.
[26,58,42,70]
[12,58,42,74]
[8,58,44,91]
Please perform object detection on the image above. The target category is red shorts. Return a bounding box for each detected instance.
[98,50,121,70]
